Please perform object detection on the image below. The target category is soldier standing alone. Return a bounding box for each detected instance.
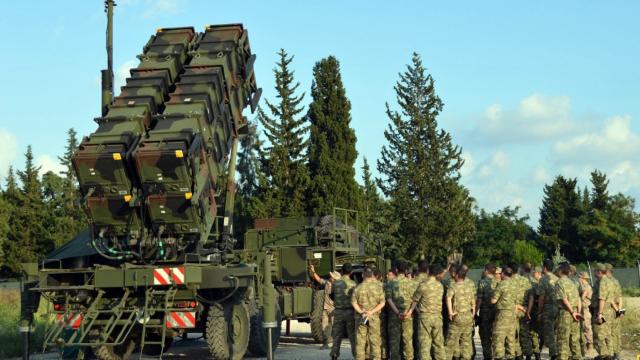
[407,263,447,360]
[386,260,417,360]
[554,263,583,360]
[330,263,357,360]
[445,264,476,360]
[352,268,387,360]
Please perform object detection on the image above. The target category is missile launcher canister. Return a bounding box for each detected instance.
[72,25,261,261]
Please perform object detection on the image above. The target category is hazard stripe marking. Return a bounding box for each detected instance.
[154,267,185,285]
[171,267,185,284]
[165,311,196,329]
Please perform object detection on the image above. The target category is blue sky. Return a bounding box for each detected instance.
[1,0,639,224]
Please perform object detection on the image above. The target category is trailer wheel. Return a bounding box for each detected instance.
[248,304,282,356]
[310,289,326,343]
[206,302,250,360]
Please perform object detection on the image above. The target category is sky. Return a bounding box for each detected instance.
[0,0,638,224]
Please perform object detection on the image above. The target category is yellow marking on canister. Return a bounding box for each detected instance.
[175,150,184,158]
[112,153,122,161]
[124,194,132,202]
[184,192,193,200]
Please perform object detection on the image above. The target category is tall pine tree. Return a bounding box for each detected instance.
[376,53,475,262]
[257,49,309,217]
[306,56,360,215]
[361,158,396,257]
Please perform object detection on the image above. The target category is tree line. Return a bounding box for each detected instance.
[1,51,639,275]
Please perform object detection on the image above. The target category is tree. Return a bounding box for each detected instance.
[306,56,360,215]
[513,240,544,266]
[257,49,309,217]
[463,207,536,267]
[361,158,396,257]
[538,175,583,260]
[590,170,609,211]
[376,53,475,262]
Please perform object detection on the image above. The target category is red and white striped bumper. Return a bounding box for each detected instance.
[165,311,196,329]
[55,313,83,329]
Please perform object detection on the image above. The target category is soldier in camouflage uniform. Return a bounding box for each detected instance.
[475,263,498,360]
[536,259,558,359]
[606,264,623,360]
[491,266,525,360]
[525,266,542,360]
[554,263,583,360]
[352,267,387,360]
[386,260,417,360]
[408,263,446,360]
[445,264,476,360]
[413,260,430,354]
[591,263,614,359]
[308,264,339,348]
[330,263,357,360]
[507,262,529,360]
[577,271,594,356]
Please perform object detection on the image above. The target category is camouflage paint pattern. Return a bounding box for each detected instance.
[352,279,385,360]
[445,279,476,360]
[387,274,417,360]
[491,277,519,359]
[555,276,582,360]
[477,276,498,359]
[412,277,445,360]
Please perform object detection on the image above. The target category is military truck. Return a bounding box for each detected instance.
[20,2,279,359]
[239,208,388,343]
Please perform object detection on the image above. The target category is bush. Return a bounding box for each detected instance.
[0,289,49,358]
[622,287,640,297]
[512,240,544,265]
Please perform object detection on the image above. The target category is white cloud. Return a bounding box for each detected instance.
[478,151,508,178]
[0,129,17,182]
[460,151,475,177]
[115,59,138,92]
[471,94,575,144]
[36,155,65,176]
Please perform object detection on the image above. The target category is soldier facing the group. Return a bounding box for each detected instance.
[320,258,624,360]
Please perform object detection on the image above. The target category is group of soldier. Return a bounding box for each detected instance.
[308,258,624,360]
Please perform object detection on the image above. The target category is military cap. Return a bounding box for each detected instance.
[495,267,502,274]
[329,271,341,280]
[532,266,542,273]
[604,263,613,271]
[594,263,607,271]
[569,264,577,273]
[579,271,590,280]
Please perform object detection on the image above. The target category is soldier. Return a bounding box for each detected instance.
[508,262,528,360]
[592,263,614,359]
[605,264,623,360]
[554,263,583,360]
[386,260,417,360]
[308,264,340,349]
[491,266,525,360]
[415,260,430,284]
[525,266,542,360]
[407,263,447,360]
[373,268,389,360]
[475,263,498,360]
[442,263,457,338]
[352,267,387,360]
[445,264,476,360]
[536,259,558,359]
[330,263,357,360]
[577,271,594,356]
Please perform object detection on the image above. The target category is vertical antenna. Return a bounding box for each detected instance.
[101,0,115,116]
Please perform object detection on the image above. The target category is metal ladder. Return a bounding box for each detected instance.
[138,287,177,359]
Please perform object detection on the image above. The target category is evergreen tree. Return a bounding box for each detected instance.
[590,170,609,211]
[306,56,360,215]
[361,158,396,257]
[257,49,309,217]
[376,53,475,262]
[538,175,583,261]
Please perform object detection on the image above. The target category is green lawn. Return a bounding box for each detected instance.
[0,289,49,359]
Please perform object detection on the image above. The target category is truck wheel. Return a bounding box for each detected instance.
[93,339,136,360]
[310,289,326,343]
[248,304,282,356]
[206,302,250,360]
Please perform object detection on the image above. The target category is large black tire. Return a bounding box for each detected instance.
[310,289,326,343]
[247,305,282,356]
[206,302,250,360]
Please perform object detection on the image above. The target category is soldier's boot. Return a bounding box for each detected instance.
[533,353,541,360]
[525,355,531,360]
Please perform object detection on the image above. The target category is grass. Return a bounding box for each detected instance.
[0,289,50,359]
[622,286,640,297]
[621,296,640,351]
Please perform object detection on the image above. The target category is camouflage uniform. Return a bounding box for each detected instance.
[491,277,519,359]
[380,280,390,360]
[592,275,614,357]
[477,276,498,359]
[609,274,622,357]
[330,274,356,359]
[352,278,386,360]
[578,279,593,351]
[412,277,446,360]
[525,275,541,356]
[414,273,429,284]
[538,272,559,358]
[445,279,476,360]
[387,274,417,360]
[554,276,583,360]
[511,273,529,358]
[317,278,335,344]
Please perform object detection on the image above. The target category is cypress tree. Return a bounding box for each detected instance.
[538,175,582,260]
[590,170,609,211]
[376,53,475,262]
[257,49,309,217]
[306,56,359,216]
